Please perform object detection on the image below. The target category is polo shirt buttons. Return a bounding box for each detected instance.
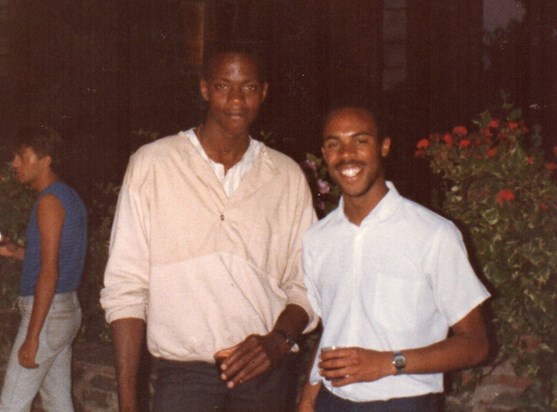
[220,214,225,221]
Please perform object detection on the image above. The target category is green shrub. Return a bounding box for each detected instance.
[78,182,120,343]
[0,162,34,310]
[415,102,557,409]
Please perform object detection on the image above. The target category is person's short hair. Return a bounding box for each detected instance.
[201,40,268,83]
[15,125,64,173]
[321,105,386,142]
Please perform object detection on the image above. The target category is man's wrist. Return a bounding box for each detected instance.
[392,351,407,375]
[272,329,297,350]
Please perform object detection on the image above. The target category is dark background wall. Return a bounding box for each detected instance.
[1,0,555,206]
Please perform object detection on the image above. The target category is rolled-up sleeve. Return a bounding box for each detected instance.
[100,153,151,324]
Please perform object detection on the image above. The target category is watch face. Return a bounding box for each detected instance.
[394,353,406,369]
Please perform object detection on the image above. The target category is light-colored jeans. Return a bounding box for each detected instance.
[0,291,81,412]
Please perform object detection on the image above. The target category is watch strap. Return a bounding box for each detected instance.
[273,329,296,348]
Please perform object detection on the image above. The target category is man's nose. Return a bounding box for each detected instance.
[228,86,245,102]
[338,142,356,159]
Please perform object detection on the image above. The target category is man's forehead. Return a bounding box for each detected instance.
[323,109,378,137]
[206,52,263,80]
[14,145,37,157]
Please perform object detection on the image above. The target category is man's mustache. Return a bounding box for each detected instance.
[333,160,366,168]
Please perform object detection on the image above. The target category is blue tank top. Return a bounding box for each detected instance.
[20,182,88,296]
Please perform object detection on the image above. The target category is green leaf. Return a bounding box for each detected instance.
[481,208,499,225]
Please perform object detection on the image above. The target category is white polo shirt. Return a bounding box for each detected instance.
[302,182,490,402]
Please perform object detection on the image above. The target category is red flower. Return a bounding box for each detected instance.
[442,133,453,146]
[416,138,430,149]
[459,139,471,148]
[546,162,557,171]
[453,126,468,136]
[527,157,535,165]
[539,202,548,212]
[482,128,493,138]
[488,119,500,129]
[508,121,519,130]
[496,189,515,205]
[487,148,497,158]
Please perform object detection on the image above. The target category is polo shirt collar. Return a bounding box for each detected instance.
[336,181,402,225]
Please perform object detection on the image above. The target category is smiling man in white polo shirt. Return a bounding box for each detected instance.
[298,107,490,411]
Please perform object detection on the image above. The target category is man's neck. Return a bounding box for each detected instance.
[196,123,251,172]
[32,172,58,193]
[343,182,389,226]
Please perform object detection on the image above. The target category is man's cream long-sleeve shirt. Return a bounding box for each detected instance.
[100,129,317,362]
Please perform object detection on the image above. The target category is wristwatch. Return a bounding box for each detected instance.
[274,329,297,349]
[392,351,406,374]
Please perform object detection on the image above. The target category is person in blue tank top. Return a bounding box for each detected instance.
[0,126,87,412]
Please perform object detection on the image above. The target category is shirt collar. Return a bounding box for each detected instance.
[336,181,401,225]
[184,127,261,168]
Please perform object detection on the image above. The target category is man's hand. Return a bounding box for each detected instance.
[318,347,391,387]
[18,337,39,369]
[0,238,24,260]
[219,331,289,388]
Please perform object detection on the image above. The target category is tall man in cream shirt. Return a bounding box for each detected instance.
[101,43,317,412]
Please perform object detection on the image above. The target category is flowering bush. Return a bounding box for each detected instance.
[300,154,340,218]
[416,103,557,409]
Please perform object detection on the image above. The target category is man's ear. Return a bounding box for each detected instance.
[200,79,209,101]
[39,154,53,170]
[381,137,391,157]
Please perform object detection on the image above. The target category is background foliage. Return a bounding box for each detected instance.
[415,102,557,409]
[0,159,33,310]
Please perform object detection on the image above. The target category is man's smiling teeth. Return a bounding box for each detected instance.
[340,166,361,177]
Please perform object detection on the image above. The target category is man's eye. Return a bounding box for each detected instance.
[244,84,258,92]
[214,83,227,90]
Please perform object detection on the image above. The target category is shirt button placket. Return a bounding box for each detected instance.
[349,228,365,341]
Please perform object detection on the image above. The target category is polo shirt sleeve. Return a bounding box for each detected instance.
[100,152,151,324]
[425,222,491,327]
